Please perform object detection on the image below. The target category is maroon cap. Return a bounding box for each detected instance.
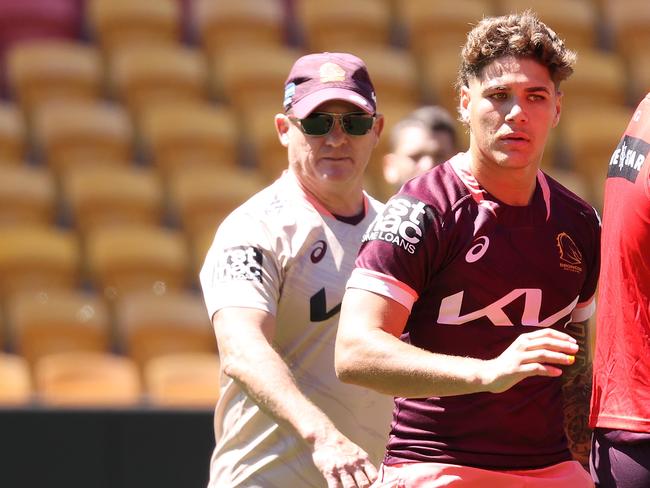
[283,52,377,118]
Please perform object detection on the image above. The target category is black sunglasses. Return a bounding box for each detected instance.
[290,112,376,136]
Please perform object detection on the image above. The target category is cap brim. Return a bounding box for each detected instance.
[291,88,374,118]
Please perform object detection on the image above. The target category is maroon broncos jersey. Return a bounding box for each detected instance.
[347,153,601,470]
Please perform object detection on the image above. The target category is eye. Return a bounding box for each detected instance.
[528,94,546,101]
[489,92,508,100]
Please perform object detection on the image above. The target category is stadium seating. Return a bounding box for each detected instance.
[244,102,290,181]
[32,100,133,173]
[5,40,103,116]
[418,46,462,117]
[498,0,599,51]
[0,353,32,405]
[60,165,164,234]
[193,0,286,58]
[209,45,301,112]
[294,0,393,52]
[144,352,220,408]
[0,165,56,226]
[0,225,80,299]
[34,351,141,406]
[87,0,181,55]
[113,290,216,370]
[84,224,190,300]
[0,103,26,164]
[604,0,650,61]
[6,289,110,367]
[396,0,494,60]
[108,44,209,118]
[138,101,239,177]
[167,165,266,238]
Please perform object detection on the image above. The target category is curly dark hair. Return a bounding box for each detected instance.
[456,10,576,90]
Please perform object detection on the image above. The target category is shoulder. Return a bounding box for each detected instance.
[544,173,601,229]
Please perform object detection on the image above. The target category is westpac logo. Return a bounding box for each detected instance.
[608,135,649,183]
[363,196,430,254]
[216,246,263,283]
[438,289,579,328]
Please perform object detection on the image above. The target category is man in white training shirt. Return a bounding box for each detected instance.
[199,52,394,488]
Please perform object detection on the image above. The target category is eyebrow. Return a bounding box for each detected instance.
[483,85,552,94]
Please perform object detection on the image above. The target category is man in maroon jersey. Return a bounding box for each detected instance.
[335,11,600,487]
[589,93,650,488]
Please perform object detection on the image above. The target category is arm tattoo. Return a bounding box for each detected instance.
[561,319,592,467]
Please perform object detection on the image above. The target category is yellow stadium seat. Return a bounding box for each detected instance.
[6,289,111,367]
[348,46,421,107]
[85,224,189,300]
[244,102,290,181]
[560,49,627,112]
[34,351,141,406]
[604,0,650,61]
[144,352,220,408]
[396,0,494,60]
[109,44,209,117]
[295,0,392,52]
[87,0,180,54]
[189,227,216,279]
[0,354,32,405]
[0,103,26,164]
[193,0,286,57]
[167,165,266,238]
[138,101,239,177]
[0,165,56,226]
[114,290,216,370]
[627,52,650,106]
[32,100,133,173]
[0,225,80,299]
[5,39,102,115]
[210,45,301,112]
[498,0,598,51]
[61,165,164,234]
[419,46,463,117]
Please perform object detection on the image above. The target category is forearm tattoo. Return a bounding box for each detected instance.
[561,320,592,466]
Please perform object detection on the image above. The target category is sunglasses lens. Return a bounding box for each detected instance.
[342,114,374,135]
[300,114,334,135]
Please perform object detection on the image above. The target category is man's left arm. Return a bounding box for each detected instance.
[561,317,594,467]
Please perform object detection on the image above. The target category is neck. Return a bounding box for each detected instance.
[469,148,539,206]
[293,172,365,216]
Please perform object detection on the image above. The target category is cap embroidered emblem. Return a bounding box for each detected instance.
[319,62,346,83]
[556,232,582,273]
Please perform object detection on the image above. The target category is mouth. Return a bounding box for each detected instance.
[499,132,530,143]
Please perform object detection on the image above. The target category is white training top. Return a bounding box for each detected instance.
[200,170,394,488]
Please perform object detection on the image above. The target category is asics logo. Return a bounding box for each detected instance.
[465,236,489,263]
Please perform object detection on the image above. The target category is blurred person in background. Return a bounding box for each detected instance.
[382,105,458,190]
[335,11,600,487]
[199,52,393,488]
[589,93,650,488]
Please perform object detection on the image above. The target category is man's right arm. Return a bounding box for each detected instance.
[214,306,378,488]
[335,288,581,397]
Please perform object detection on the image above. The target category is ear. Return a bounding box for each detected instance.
[275,113,290,146]
[552,90,563,128]
[459,85,471,124]
[371,113,385,147]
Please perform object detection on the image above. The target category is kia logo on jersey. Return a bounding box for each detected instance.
[362,195,432,254]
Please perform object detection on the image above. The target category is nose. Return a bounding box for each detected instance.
[504,99,527,123]
[324,117,347,147]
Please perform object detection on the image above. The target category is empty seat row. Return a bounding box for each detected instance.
[0,351,220,408]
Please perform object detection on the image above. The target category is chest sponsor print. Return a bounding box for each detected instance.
[216,246,263,282]
[362,195,432,254]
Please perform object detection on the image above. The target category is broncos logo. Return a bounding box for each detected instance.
[556,232,582,266]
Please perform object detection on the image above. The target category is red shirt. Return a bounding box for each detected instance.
[590,94,650,432]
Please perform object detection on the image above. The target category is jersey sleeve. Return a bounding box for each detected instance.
[571,207,601,323]
[348,193,442,311]
[199,211,283,320]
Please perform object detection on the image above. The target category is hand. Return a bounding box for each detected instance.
[482,328,579,394]
[311,430,378,488]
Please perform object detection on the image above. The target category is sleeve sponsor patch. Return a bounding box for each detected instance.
[216,246,263,283]
[362,195,433,254]
[608,135,649,183]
